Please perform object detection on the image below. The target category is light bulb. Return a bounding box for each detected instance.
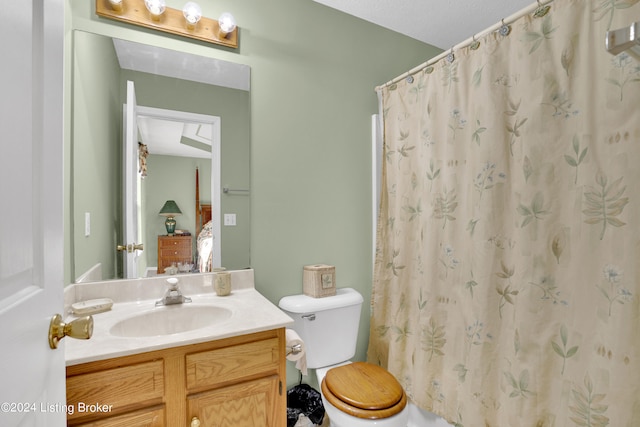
[183,2,202,29]
[108,0,123,12]
[218,12,236,37]
[144,0,166,21]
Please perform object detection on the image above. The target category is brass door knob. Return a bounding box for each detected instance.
[190,416,201,427]
[48,314,93,349]
[116,243,144,252]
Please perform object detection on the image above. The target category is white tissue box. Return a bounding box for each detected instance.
[303,264,336,298]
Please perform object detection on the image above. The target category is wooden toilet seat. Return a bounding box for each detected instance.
[320,362,407,420]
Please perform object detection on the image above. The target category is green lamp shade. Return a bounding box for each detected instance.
[159,200,182,235]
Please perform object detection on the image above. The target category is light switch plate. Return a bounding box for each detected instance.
[224,213,236,226]
[85,212,91,236]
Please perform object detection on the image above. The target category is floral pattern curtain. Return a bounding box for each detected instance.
[368,0,640,425]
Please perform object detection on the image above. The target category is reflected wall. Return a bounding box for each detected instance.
[71,31,250,281]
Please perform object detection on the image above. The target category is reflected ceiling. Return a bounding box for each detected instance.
[113,38,250,91]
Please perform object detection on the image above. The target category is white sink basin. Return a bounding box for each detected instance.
[109,305,232,337]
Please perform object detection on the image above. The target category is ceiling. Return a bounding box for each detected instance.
[313,0,534,49]
[137,116,212,159]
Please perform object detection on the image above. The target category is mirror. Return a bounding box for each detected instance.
[71,31,251,282]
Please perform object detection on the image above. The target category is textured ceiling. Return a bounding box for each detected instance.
[313,0,534,49]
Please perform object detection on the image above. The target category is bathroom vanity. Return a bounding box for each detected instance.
[64,270,292,426]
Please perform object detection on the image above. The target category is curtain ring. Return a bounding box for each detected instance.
[534,0,550,17]
[499,19,511,36]
[470,34,480,50]
[446,47,455,63]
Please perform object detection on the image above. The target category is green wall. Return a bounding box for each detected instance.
[72,31,121,280]
[66,0,441,385]
[142,155,211,274]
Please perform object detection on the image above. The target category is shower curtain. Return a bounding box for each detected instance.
[368,0,640,425]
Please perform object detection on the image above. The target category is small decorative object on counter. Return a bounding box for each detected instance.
[165,263,179,275]
[214,271,231,296]
[303,264,336,298]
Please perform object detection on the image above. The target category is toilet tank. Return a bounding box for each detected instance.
[279,288,363,369]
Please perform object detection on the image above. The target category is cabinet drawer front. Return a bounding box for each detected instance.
[67,360,164,421]
[75,407,165,427]
[186,338,279,391]
[159,248,191,257]
[158,237,191,249]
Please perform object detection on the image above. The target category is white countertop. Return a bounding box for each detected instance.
[64,270,293,366]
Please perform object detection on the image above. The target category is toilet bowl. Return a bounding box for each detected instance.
[317,362,409,427]
[279,288,409,427]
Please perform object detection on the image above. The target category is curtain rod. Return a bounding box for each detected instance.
[375,0,554,91]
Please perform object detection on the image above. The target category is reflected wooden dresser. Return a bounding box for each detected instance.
[157,235,192,274]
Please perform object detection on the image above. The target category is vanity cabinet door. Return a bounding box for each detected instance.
[184,330,287,426]
[188,375,280,427]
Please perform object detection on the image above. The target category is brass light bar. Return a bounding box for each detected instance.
[96,0,238,49]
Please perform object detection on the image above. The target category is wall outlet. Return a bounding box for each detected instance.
[224,213,236,226]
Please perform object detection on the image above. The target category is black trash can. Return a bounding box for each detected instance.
[286,384,325,427]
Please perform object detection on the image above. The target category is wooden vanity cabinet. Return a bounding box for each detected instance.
[157,234,192,274]
[66,329,287,427]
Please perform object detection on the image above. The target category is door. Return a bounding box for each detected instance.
[187,376,280,426]
[0,0,66,426]
[122,80,142,278]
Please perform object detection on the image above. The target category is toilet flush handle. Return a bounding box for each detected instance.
[302,313,316,321]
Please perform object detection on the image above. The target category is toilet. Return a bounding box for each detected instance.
[279,288,409,427]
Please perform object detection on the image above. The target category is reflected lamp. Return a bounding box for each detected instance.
[159,200,182,235]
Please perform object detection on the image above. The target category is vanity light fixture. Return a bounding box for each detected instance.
[144,0,166,21]
[96,0,239,48]
[183,2,202,29]
[159,200,182,236]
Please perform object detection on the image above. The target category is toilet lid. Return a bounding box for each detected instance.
[323,362,404,411]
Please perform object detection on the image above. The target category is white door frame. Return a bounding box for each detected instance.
[133,105,222,269]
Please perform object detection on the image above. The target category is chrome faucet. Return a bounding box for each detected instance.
[156,278,192,306]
